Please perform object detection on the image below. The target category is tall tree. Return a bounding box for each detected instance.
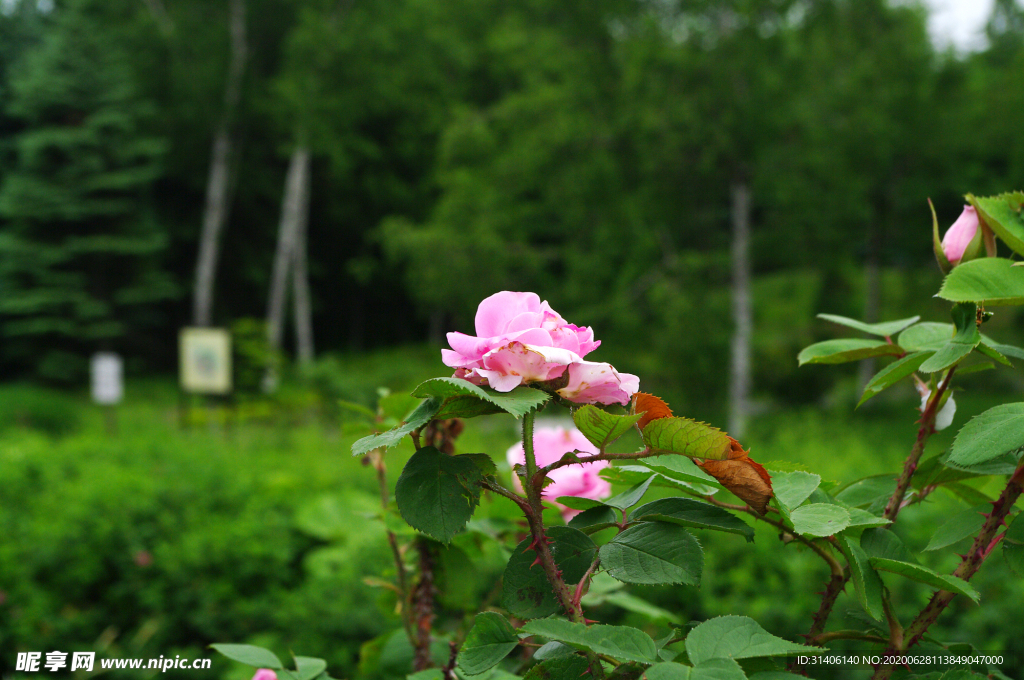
[0,0,171,380]
[192,0,247,327]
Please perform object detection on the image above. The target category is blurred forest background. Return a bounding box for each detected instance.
[2,0,1024,678]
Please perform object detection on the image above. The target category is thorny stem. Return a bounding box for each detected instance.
[542,447,658,475]
[808,630,888,645]
[412,538,437,671]
[369,449,413,641]
[872,459,1024,680]
[519,411,606,679]
[882,367,956,522]
[883,595,903,653]
[572,553,603,609]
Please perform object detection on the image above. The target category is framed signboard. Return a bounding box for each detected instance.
[179,328,232,394]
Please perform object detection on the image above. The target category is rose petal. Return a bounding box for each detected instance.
[476,342,576,392]
[475,291,543,337]
[942,205,979,265]
[557,361,639,405]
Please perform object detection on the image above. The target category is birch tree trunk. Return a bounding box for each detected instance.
[729,181,752,438]
[266,147,311,352]
[191,0,247,327]
[291,150,314,365]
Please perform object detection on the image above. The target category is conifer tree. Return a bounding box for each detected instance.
[0,0,172,380]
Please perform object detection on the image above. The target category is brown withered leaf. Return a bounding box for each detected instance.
[630,392,674,431]
[696,437,774,515]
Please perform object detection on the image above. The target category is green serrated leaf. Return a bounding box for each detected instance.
[974,342,1012,367]
[844,508,891,529]
[294,657,327,680]
[772,471,821,513]
[1002,512,1024,576]
[600,521,703,586]
[412,377,550,418]
[641,418,732,460]
[630,497,754,541]
[501,527,597,619]
[835,476,895,514]
[918,303,980,373]
[789,504,850,537]
[522,654,589,679]
[869,558,980,603]
[817,314,920,338]
[435,395,505,419]
[637,457,724,490]
[924,505,988,551]
[556,496,607,511]
[210,644,283,670]
[942,482,994,507]
[642,662,693,679]
[899,323,955,352]
[684,616,823,665]
[948,403,1024,466]
[858,352,933,407]
[984,340,1024,360]
[971,192,1024,257]
[938,258,1024,306]
[860,528,915,563]
[573,405,643,452]
[351,398,441,456]
[605,475,657,510]
[567,505,618,533]
[394,447,483,543]
[521,618,658,665]
[457,612,520,675]
[835,535,884,621]
[798,339,903,366]
[592,591,682,625]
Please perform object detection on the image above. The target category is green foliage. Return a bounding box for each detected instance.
[501,527,597,619]
[599,521,704,587]
[520,618,658,665]
[640,418,731,461]
[683,616,821,665]
[351,398,440,456]
[393,446,484,542]
[629,498,754,542]
[411,377,550,419]
[939,258,1024,306]
[788,504,851,538]
[917,303,980,373]
[948,403,1024,466]
[573,405,642,452]
[457,613,520,675]
[0,0,172,380]
[817,314,920,338]
[968,192,1024,256]
[797,339,904,366]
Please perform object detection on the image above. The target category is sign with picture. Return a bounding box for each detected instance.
[179,328,232,394]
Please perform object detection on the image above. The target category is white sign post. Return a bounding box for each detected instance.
[91,352,124,404]
[91,352,123,434]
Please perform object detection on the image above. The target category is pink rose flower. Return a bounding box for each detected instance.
[941,205,980,265]
[251,670,277,680]
[506,426,611,519]
[444,291,639,405]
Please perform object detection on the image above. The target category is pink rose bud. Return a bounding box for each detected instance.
[506,426,611,520]
[444,292,639,405]
[251,670,278,680]
[941,205,980,266]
